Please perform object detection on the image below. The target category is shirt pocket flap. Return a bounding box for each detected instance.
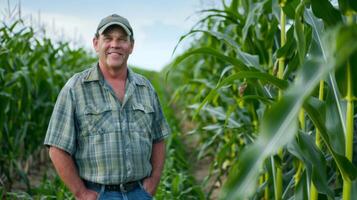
[84,104,112,115]
[79,104,114,136]
[132,103,154,114]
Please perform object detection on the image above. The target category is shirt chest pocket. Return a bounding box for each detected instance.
[131,103,154,132]
[77,105,115,136]
[130,103,154,152]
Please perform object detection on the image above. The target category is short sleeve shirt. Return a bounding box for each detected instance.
[44,64,170,184]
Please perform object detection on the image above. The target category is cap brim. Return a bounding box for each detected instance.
[98,22,132,36]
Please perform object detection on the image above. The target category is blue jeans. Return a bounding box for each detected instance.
[86,181,153,200]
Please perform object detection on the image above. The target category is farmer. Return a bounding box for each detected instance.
[44,14,170,200]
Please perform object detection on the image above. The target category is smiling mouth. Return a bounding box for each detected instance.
[107,52,122,55]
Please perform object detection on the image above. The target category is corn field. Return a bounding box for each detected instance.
[0,18,95,196]
[168,0,357,199]
[2,0,357,199]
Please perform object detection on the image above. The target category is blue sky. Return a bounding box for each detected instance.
[1,0,218,71]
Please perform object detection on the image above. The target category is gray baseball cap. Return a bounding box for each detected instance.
[96,14,133,37]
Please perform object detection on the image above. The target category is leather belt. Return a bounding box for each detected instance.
[85,180,140,192]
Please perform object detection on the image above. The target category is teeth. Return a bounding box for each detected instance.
[107,52,121,55]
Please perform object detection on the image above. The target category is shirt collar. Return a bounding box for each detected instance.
[83,63,104,83]
[83,63,146,86]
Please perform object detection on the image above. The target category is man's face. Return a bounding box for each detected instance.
[93,26,134,70]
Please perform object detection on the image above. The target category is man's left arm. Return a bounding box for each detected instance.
[143,140,165,196]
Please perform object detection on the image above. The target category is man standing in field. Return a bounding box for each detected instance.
[44,14,170,200]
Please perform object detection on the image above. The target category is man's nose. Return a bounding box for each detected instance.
[110,40,121,48]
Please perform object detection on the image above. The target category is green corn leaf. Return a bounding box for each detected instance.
[237,95,274,105]
[329,25,357,100]
[329,25,357,67]
[335,52,357,99]
[220,23,357,198]
[242,2,263,41]
[324,89,345,155]
[171,47,248,71]
[218,71,288,90]
[276,25,296,59]
[352,180,357,199]
[294,0,308,66]
[288,132,334,198]
[194,71,288,117]
[310,0,342,27]
[189,104,242,128]
[221,57,329,200]
[303,98,357,181]
[295,171,308,200]
[198,8,243,23]
[338,0,357,15]
[283,0,300,19]
[200,8,244,22]
[179,29,261,68]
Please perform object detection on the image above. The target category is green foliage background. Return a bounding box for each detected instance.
[167,0,357,199]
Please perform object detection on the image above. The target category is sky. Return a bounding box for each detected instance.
[1,0,218,71]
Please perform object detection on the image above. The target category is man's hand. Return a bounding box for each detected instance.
[142,176,160,196]
[75,188,98,200]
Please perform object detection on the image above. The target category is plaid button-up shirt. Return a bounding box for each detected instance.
[44,64,170,184]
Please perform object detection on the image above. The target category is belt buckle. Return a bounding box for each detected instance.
[120,183,127,192]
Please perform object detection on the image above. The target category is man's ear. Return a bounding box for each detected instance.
[93,37,99,52]
[129,40,134,54]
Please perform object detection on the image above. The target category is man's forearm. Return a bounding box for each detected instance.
[143,140,166,195]
[49,147,87,197]
[151,140,165,180]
